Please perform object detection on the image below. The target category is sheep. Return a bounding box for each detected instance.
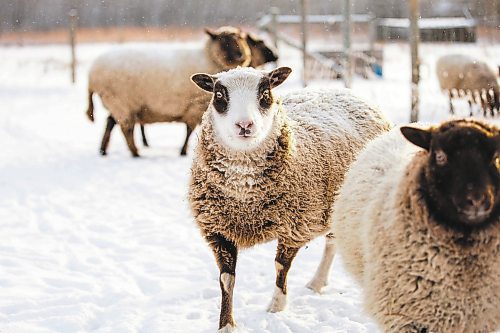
[436,54,499,117]
[86,26,251,157]
[310,119,500,333]
[136,30,279,151]
[188,66,391,332]
[245,32,278,68]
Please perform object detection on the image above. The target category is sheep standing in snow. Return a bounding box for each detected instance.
[136,31,279,150]
[189,66,391,332]
[86,26,251,157]
[436,54,499,116]
[311,119,500,333]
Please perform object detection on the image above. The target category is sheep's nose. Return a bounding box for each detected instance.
[236,121,254,136]
[236,120,254,130]
[464,192,491,211]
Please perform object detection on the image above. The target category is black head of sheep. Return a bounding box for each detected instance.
[205,27,251,67]
[401,120,500,232]
[245,32,278,68]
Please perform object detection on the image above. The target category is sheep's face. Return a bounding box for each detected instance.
[246,33,279,68]
[191,67,292,152]
[401,120,500,231]
[205,27,251,68]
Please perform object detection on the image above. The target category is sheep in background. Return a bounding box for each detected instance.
[86,26,251,157]
[245,32,278,68]
[189,66,391,332]
[137,30,279,150]
[311,119,499,333]
[436,54,499,117]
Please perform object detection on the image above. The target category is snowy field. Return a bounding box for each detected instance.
[0,41,499,333]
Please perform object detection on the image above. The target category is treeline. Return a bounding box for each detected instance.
[0,0,497,32]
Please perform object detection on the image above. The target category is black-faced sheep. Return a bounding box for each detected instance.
[86,26,251,157]
[188,66,391,332]
[436,54,499,117]
[311,119,500,333]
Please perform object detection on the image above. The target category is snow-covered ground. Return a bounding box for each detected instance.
[0,40,498,333]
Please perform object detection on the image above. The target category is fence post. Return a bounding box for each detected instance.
[68,8,77,84]
[300,0,308,87]
[409,0,420,122]
[343,0,352,88]
[270,7,280,49]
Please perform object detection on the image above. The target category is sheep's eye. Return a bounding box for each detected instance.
[435,150,447,166]
[261,90,270,99]
[215,91,223,99]
[494,155,500,170]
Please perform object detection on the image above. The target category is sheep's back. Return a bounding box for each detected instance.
[88,47,214,122]
[331,127,414,283]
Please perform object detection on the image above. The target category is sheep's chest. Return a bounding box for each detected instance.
[190,162,330,248]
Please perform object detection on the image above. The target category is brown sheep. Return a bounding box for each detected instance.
[312,119,500,332]
[189,66,391,332]
[86,26,251,157]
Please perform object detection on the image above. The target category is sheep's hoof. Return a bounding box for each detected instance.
[132,154,140,158]
[267,287,287,313]
[306,279,327,294]
[218,324,236,333]
[100,150,107,156]
[180,150,187,156]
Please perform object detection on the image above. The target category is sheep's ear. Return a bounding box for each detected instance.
[246,32,259,44]
[268,67,292,89]
[204,27,218,40]
[191,73,215,92]
[400,126,432,150]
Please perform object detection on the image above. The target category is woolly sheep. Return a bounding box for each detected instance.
[86,26,251,157]
[310,119,500,333]
[137,31,279,150]
[189,66,391,332]
[436,54,499,116]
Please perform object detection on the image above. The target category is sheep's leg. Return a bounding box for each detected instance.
[306,233,336,293]
[268,242,300,313]
[100,115,116,156]
[206,234,238,332]
[140,125,149,147]
[180,124,193,156]
[448,91,454,115]
[119,121,139,157]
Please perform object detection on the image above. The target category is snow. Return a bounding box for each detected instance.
[1,41,498,333]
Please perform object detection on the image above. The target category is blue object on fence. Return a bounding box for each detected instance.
[372,63,383,78]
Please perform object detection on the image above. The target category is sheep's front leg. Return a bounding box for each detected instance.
[206,234,238,332]
[307,233,336,293]
[100,115,116,156]
[448,91,454,114]
[268,242,300,313]
[119,121,139,157]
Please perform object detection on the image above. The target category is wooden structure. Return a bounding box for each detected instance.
[258,9,382,86]
[377,17,476,42]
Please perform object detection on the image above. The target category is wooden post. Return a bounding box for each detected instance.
[300,0,308,87]
[68,8,77,84]
[270,7,280,49]
[409,0,420,122]
[343,0,352,88]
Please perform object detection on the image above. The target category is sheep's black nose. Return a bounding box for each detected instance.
[465,192,491,211]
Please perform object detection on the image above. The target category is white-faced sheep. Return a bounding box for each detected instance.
[310,119,500,333]
[188,66,391,332]
[86,26,251,157]
[436,54,499,117]
[136,30,279,151]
